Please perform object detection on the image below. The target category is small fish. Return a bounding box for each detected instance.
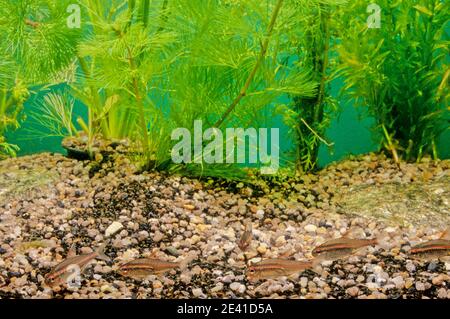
[44,243,110,287]
[247,258,313,281]
[410,228,450,261]
[238,221,252,251]
[118,255,195,280]
[312,237,378,262]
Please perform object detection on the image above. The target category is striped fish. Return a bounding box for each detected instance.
[44,243,110,287]
[410,227,450,261]
[312,237,378,262]
[118,255,195,279]
[247,258,313,281]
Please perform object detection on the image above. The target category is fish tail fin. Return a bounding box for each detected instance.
[96,242,111,262]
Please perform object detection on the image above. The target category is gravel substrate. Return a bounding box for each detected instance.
[0,152,449,299]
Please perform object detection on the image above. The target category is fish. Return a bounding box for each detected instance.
[44,243,110,287]
[118,254,195,280]
[410,227,450,261]
[246,258,313,281]
[238,220,252,251]
[311,236,378,262]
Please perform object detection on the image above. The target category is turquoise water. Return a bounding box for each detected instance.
[6,82,449,168]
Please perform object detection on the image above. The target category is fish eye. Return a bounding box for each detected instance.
[248,269,255,274]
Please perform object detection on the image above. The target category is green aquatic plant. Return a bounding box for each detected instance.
[276,0,345,173]
[0,0,80,158]
[336,0,449,162]
[1,0,324,177]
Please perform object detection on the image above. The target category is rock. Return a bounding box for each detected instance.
[304,224,317,233]
[405,262,416,273]
[192,288,205,298]
[153,231,164,242]
[229,282,245,294]
[300,277,308,288]
[415,282,426,291]
[105,222,123,237]
[256,210,265,219]
[437,288,448,299]
[137,231,149,241]
[211,283,223,293]
[391,276,405,289]
[257,245,267,254]
[427,262,438,272]
[432,274,450,285]
[346,286,359,297]
[405,279,414,289]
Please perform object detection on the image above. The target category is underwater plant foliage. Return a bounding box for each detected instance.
[336,0,449,162]
[276,0,346,173]
[1,0,322,177]
[0,0,81,158]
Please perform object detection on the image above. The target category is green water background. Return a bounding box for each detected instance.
[6,77,449,168]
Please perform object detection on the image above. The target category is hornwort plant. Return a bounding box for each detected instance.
[0,0,79,158]
[275,0,346,173]
[3,0,321,178]
[335,0,449,163]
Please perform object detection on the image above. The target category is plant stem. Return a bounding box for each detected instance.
[126,46,150,162]
[213,0,284,128]
[314,10,330,124]
[381,124,399,164]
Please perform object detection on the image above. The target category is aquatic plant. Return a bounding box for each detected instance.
[0,0,80,158]
[277,0,346,172]
[3,0,320,176]
[336,0,449,162]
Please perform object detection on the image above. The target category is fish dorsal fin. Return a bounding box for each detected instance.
[439,227,450,240]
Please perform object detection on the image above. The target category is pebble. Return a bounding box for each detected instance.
[105,222,123,237]
[346,287,359,297]
[415,282,426,291]
[192,288,205,298]
[432,274,450,285]
[304,224,317,233]
[229,282,246,294]
[391,276,405,289]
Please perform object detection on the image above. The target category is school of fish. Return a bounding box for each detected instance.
[41,224,450,287]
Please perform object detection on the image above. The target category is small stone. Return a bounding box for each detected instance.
[184,204,195,211]
[230,282,242,292]
[137,231,149,241]
[406,262,416,273]
[304,224,317,233]
[405,279,414,289]
[346,286,359,297]
[415,282,426,291]
[256,210,265,219]
[211,283,223,293]
[300,277,308,288]
[437,288,447,299]
[192,288,205,298]
[427,262,438,272]
[432,274,450,285]
[391,276,405,289]
[153,231,164,242]
[105,222,123,237]
[257,245,267,254]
